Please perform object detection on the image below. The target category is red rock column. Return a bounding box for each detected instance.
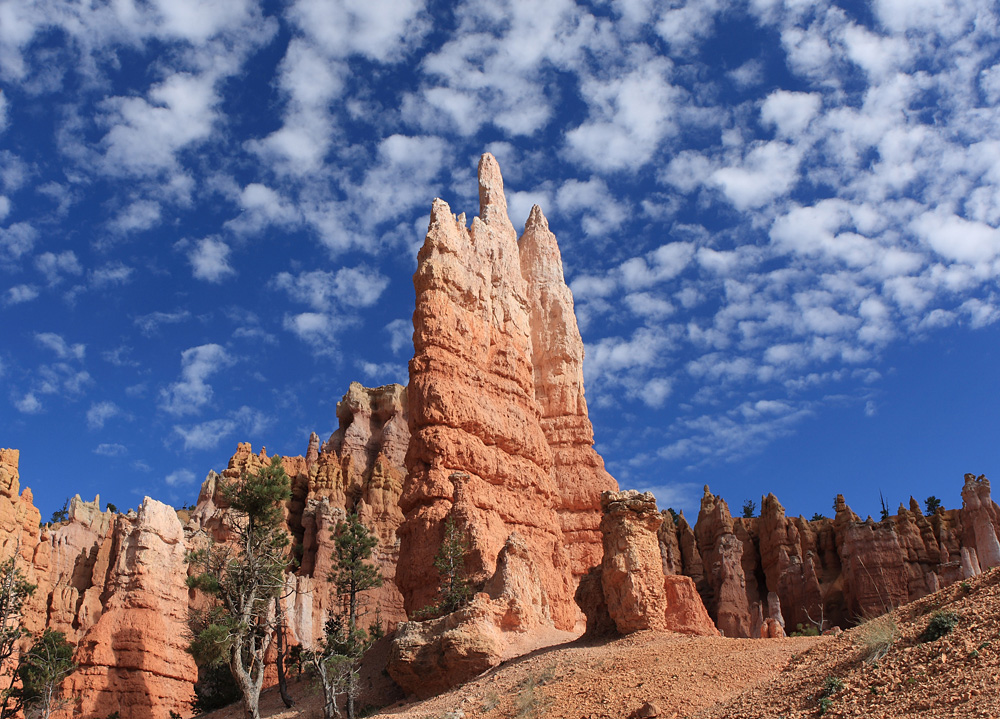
[397,154,575,629]
[519,205,618,581]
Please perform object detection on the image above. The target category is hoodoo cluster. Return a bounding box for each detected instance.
[1,156,999,717]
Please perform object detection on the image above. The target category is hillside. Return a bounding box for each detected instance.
[211,567,1000,719]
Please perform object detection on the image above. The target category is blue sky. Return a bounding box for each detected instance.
[2,0,999,522]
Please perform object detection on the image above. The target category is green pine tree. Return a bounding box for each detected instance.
[433,515,472,616]
[308,511,383,719]
[186,455,291,719]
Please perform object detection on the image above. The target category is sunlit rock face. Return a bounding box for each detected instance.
[519,204,619,582]
[55,499,197,719]
[396,153,579,631]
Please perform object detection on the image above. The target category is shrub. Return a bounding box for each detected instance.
[791,622,819,637]
[818,697,833,715]
[858,613,898,663]
[822,676,844,696]
[920,610,959,642]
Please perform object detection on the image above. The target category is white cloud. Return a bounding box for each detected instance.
[134,310,191,335]
[35,251,82,285]
[0,91,7,131]
[14,393,41,414]
[226,183,300,235]
[712,141,802,210]
[94,443,127,457]
[87,401,122,430]
[566,57,681,171]
[165,469,197,486]
[172,406,271,450]
[911,211,1000,265]
[655,0,724,54]
[386,318,412,355]
[159,344,232,416]
[35,332,85,361]
[274,266,389,311]
[0,222,37,261]
[190,237,235,282]
[760,90,821,138]
[90,262,134,288]
[99,72,219,177]
[5,284,38,305]
[108,199,161,234]
[0,196,9,222]
[554,177,628,237]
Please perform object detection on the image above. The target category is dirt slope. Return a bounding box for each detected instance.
[204,568,1000,719]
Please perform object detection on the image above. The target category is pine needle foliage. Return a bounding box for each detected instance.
[308,511,383,719]
[433,516,472,616]
[186,455,291,719]
[0,552,36,719]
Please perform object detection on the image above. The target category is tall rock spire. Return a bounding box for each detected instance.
[518,203,618,579]
[398,153,576,629]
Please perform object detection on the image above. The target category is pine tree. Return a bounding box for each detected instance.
[0,549,36,719]
[14,630,76,719]
[308,511,382,719]
[187,455,291,719]
[433,515,472,615]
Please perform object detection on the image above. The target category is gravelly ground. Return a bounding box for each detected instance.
[204,567,1000,719]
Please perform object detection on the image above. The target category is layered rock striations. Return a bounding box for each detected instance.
[518,205,618,579]
[56,500,197,719]
[396,154,578,630]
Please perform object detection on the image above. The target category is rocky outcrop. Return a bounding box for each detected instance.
[388,532,560,698]
[55,499,197,719]
[582,490,716,637]
[397,154,576,630]
[757,493,823,631]
[960,474,1000,570]
[519,205,618,580]
[694,487,753,638]
[599,491,670,633]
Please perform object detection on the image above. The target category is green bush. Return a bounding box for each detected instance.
[791,622,819,637]
[920,610,959,642]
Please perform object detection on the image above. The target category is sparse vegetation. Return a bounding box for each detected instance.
[924,495,941,515]
[920,610,959,642]
[960,581,971,593]
[416,515,473,620]
[186,455,292,719]
[515,666,556,719]
[858,612,898,663]
[790,622,819,637]
[14,629,77,719]
[810,513,827,521]
[741,499,756,518]
[665,507,679,525]
[105,502,118,514]
[306,511,383,719]
[816,676,843,715]
[48,499,69,525]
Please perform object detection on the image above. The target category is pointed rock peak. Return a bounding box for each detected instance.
[478,152,511,227]
[761,493,784,517]
[430,197,455,226]
[525,204,549,232]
